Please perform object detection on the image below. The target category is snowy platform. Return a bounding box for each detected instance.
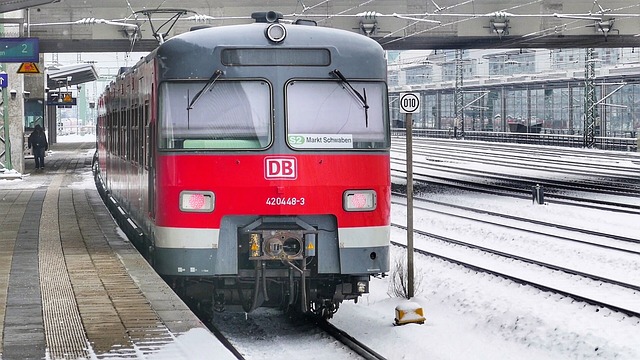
[0,142,235,360]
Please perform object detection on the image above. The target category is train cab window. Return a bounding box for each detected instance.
[159,80,271,150]
[286,80,389,150]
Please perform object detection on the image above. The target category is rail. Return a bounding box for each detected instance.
[391,128,639,152]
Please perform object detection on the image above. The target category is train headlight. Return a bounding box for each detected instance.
[343,190,377,212]
[266,23,286,43]
[180,191,215,212]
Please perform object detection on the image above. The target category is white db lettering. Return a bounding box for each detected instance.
[265,157,297,180]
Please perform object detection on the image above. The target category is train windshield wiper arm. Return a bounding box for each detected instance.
[330,69,369,127]
[187,69,223,110]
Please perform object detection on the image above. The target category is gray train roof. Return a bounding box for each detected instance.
[155,22,387,81]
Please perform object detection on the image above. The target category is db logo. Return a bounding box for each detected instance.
[264,157,297,180]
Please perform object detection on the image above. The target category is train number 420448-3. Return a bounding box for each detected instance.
[266,197,306,206]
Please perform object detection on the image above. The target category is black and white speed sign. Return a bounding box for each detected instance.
[399,92,420,114]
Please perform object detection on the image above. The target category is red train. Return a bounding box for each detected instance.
[94,11,390,318]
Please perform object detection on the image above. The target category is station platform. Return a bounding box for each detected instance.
[0,142,235,359]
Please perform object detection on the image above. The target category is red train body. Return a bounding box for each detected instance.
[95,12,390,318]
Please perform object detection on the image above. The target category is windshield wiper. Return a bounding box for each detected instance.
[330,69,369,127]
[187,69,223,110]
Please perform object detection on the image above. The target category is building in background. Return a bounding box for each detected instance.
[388,48,640,137]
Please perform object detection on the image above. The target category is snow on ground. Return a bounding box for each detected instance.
[332,190,640,360]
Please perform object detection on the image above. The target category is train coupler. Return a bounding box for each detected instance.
[213,293,226,313]
[283,259,308,314]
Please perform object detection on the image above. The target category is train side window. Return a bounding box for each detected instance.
[115,111,120,156]
[144,102,150,169]
[110,111,115,154]
[135,105,141,165]
[112,111,117,155]
[121,108,127,158]
[131,106,138,164]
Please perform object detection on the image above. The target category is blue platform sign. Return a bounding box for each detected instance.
[0,73,7,88]
[0,38,39,63]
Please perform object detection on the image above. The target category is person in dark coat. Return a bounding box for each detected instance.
[28,124,48,170]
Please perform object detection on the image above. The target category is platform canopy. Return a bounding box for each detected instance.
[46,63,98,90]
[0,0,59,13]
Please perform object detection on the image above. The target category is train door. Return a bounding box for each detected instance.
[146,101,156,220]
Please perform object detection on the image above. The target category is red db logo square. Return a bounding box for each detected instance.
[265,157,297,180]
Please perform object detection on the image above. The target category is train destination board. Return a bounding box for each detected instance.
[0,38,39,63]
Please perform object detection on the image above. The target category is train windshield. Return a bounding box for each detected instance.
[159,80,271,150]
[286,80,389,150]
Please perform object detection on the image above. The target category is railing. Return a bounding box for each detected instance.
[391,128,639,152]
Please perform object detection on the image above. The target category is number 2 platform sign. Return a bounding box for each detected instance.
[0,38,39,63]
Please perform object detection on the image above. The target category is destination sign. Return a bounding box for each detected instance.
[0,38,39,63]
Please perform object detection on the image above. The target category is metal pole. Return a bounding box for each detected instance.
[454,49,464,138]
[1,64,11,170]
[584,48,597,148]
[406,112,414,299]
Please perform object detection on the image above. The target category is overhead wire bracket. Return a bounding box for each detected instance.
[134,8,196,44]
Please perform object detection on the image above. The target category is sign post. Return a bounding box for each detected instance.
[1,67,10,170]
[399,92,420,298]
[0,38,38,171]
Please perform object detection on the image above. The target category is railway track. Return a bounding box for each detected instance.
[390,155,640,196]
[391,138,640,181]
[186,301,386,359]
[391,224,640,319]
[392,192,640,252]
[390,137,640,213]
[391,174,640,214]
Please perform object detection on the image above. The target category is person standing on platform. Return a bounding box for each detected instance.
[28,124,48,171]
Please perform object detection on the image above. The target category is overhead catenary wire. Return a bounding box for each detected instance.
[27,0,640,50]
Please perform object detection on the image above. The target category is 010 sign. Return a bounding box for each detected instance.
[399,92,420,114]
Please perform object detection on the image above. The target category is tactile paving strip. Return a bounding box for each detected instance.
[3,143,185,359]
[64,188,175,357]
[3,190,47,359]
[39,175,89,359]
[0,190,30,356]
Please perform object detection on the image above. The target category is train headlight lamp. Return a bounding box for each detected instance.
[343,190,377,212]
[266,23,286,43]
[180,191,215,212]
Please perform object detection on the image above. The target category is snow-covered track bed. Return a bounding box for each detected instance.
[205,309,386,360]
[390,225,640,319]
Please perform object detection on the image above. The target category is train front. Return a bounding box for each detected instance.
[153,15,390,318]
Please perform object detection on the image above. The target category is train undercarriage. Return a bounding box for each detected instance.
[169,217,371,319]
[170,271,368,319]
